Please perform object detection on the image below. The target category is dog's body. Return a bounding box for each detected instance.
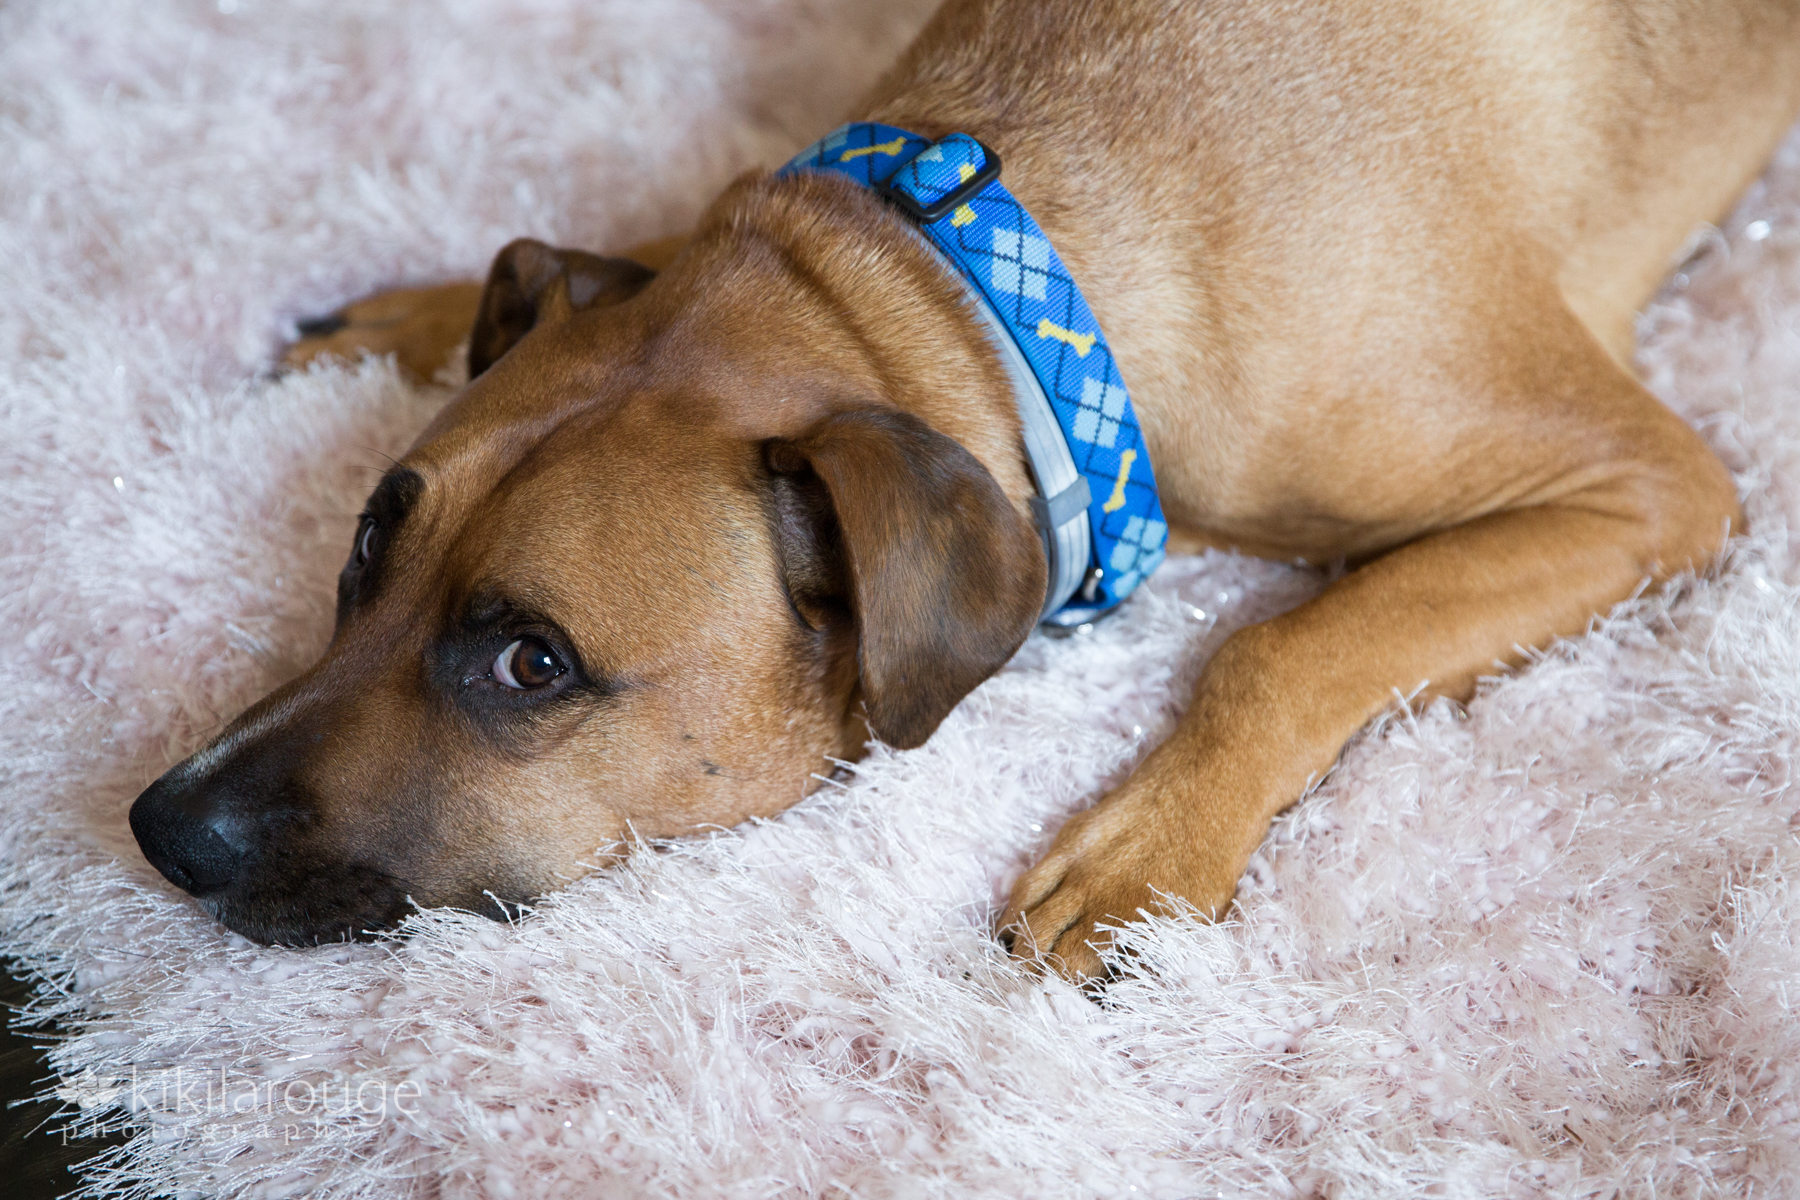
[137,0,1800,979]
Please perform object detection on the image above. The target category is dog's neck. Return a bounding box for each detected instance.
[662,168,1040,519]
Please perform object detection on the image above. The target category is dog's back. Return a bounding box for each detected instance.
[858,0,1798,558]
[872,0,1800,339]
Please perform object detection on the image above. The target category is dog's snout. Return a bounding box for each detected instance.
[129,775,244,897]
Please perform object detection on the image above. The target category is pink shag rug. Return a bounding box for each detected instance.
[4,1,1800,1196]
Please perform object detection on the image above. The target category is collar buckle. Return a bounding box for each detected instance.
[880,138,1003,223]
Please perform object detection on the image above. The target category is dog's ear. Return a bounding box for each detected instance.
[467,238,656,378]
[765,409,1046,749]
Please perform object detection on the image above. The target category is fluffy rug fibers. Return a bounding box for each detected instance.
[5,2,1800,1196]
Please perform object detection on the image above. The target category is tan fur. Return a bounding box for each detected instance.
[249,0,1800,977]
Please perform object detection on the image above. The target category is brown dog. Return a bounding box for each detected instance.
[133,0,1800,981]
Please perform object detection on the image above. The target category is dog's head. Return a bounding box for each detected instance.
[131,193,1047,943]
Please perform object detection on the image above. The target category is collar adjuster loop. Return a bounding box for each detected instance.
[879,138,1004,223]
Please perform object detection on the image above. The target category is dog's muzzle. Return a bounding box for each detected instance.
[126,722,422,944]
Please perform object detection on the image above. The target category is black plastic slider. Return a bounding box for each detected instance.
[880,140,1004,223]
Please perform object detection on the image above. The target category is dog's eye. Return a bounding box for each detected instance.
[493,637,566,690]
[353,518,378,566]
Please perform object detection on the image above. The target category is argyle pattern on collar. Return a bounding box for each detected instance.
[779,122,1168,616]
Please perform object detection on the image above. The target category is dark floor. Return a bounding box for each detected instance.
[0,965,126,1200]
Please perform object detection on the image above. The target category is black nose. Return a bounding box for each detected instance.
[129,775,243,897]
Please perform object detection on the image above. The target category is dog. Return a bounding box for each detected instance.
[131,0,1800,982]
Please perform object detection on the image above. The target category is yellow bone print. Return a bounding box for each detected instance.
[1102,450,1137,513]
[1036,319,1097,357]
[950,162,978,227]
[838,138,907,162]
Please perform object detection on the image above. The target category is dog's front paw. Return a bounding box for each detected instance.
[282,282,483,381]
[997,781,1243,984]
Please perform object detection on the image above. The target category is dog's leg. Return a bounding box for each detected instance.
[280,234,690,380]
[1000,330,1741,983]
[282,282,485,381]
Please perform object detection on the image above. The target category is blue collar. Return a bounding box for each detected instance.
[779,122,1168,627]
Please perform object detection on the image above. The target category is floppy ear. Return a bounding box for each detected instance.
[765,409,1046,749]
[467,237,656,378]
